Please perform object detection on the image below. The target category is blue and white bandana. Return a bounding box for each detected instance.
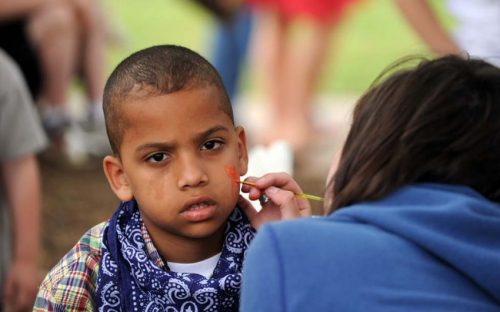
[95,200,255,312]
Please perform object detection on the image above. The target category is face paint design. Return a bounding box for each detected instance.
[224,164,240,200]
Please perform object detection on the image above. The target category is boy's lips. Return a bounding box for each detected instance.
[181,196,217,222]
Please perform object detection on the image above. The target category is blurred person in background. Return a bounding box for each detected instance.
[248,0,358,151]
[395,0,500,67]
[0,49,47,312]
[0,0,107,141]
[192,0,254,102]
[194,1,296,186]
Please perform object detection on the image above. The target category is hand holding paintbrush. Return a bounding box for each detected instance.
[236,172,315,221]
[236,180,323,202]
[223,166,314,222]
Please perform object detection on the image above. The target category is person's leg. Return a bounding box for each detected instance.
[250,9,287,140]
[276,19,334,149]
[27,3,78,109]
[74,0,106,125]
[213,6,253,101]
[27,3,78,136]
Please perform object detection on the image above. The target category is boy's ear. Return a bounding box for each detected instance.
[103,155,133,202]
[235,126,248,176]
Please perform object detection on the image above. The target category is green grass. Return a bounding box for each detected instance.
[320,0,452,93]
[103,0,215,72]
[103,0,449,95]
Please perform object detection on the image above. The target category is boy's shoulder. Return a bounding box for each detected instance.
[34,221,109,311]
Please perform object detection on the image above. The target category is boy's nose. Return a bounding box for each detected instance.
[176,155,208,189]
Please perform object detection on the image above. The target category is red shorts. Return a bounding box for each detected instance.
[248,0,358,24]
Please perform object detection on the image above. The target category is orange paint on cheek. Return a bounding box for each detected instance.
[224,164,240,200]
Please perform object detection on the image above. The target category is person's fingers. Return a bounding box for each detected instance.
[240,176,257,193]
[237,195,258,222]
[248,188,265,201]
[256,172,303,194]
[258,194,271,206]
[241,173,311,219]
[15,288,34,312]
[297,199,313,217]
[263,186,301,219]
[242,173,299,201]
[3,263,41,311]
[3,273,15,307]
[241,177,266,201]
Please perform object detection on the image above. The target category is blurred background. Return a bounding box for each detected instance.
[103,0,447,95]
[22,0,451,271]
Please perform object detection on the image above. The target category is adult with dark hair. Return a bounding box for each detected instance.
[240,55,500,311]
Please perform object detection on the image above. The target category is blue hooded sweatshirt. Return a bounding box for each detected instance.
[241,183,500,311]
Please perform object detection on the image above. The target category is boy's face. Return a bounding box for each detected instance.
[104,86,248,250]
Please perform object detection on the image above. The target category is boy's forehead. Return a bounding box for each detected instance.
[117,86,233,137]
[120,84,229,112]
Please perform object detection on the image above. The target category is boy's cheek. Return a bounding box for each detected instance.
[231,183,240,203]
[224,164,240,201]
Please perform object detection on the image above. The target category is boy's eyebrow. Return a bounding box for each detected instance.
[135,142,175,154]
[135,125,231,154]
[193,125,230,142]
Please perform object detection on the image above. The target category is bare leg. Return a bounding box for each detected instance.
[76,0,105,105]
[250,9,287,139]
[251,9,335,150]
[27,3,78,143]
[27,3,78,108]
[276,19,334,150]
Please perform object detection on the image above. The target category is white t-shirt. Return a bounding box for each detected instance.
[167,252,222,279]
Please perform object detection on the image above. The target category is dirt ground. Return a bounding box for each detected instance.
[39,154,118,271]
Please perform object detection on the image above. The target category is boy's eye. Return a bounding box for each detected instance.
[201,140,223,151]
[146,152,169,163]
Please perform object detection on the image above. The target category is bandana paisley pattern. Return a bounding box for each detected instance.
[95,200,255,312]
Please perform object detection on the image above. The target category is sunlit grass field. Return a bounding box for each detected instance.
[103,0,449,95]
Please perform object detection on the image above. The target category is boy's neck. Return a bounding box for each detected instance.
[146,224,226,263]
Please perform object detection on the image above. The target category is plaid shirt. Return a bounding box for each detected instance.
[34,221,167,311]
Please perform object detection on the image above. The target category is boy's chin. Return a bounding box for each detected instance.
[180,222,228,241]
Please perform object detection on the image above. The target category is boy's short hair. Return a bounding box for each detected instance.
[103,45,233,155]
[329,55,500,211]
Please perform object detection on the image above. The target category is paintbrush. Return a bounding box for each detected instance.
[236,180,324,202]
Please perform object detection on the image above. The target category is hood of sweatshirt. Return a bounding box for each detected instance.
[332,183,500,303]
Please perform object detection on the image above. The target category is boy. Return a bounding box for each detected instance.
[35,45,257,311]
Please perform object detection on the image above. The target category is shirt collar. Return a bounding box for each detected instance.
[141,222,167,270]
